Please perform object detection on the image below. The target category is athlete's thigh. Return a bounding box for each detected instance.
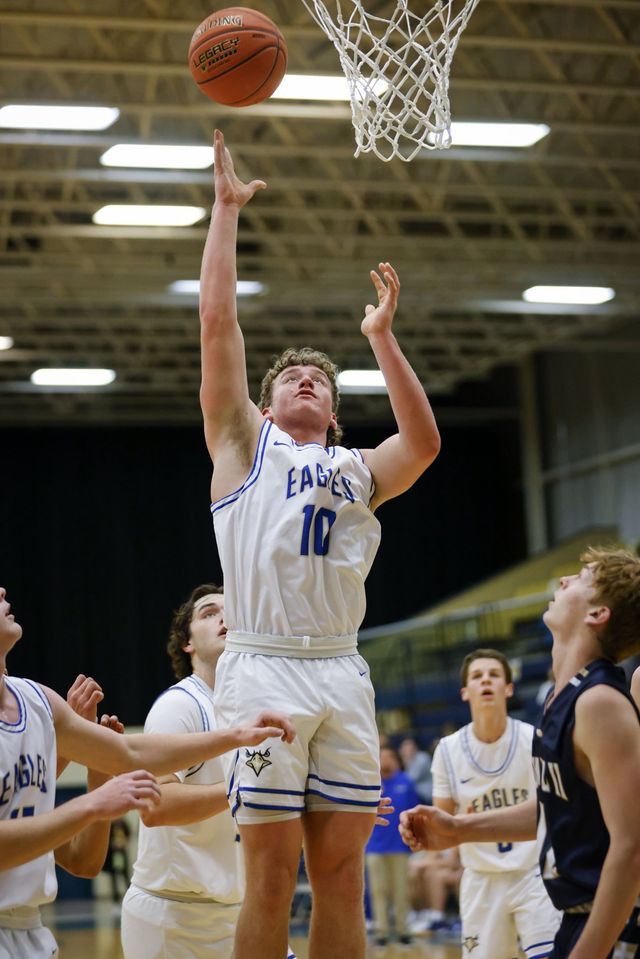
[459,870,518,959]
[510,869,561,957]
[0,926,58,959]
[307,654,380,813]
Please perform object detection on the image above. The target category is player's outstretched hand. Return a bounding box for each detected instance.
[213,129,266,209]
[87,770,161,820]
[374,794,395,826]
[399,804,459,852]
[237,711,296,746]
[361,261,400,338]
[67,674,104,722]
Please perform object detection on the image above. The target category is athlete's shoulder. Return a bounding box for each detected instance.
[513,717,535,744]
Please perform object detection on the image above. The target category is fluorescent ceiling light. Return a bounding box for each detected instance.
[272,74,351,101]
[523,285,615,305]
[337,370,387,394]
[0,104,119,131]
[449,122,550,148]
[93,205,206,226]
[100,144,214,170]
[168,279,265,296]
[271,74,386,101]
[31,368,116,386]
[0,336,14,351]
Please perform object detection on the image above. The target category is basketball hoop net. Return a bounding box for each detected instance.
[300,0,480,161]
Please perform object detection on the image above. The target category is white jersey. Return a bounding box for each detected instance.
[130,675,243,903]
[431,717,537,873]
[0,678,57,912]
[211,421,381,642]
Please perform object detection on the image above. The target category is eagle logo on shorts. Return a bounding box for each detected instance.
[245,748,272,777]
[463,935,479,952]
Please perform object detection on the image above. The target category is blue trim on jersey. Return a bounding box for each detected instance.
[307,773,380,791]
[461,716,519,777]
[0,679,26,733]
[23,678,53,720]
[351,448,364,462]
[211,420,272,515]
[305,788,380,807]
[437,738,459,806]
[152,685,211,733]
[185,763,205,778]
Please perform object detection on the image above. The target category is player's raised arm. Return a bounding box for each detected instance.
[359,263,441,509]
[199,129,265,473]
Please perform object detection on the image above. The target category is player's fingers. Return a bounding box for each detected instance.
[67,674,87,695]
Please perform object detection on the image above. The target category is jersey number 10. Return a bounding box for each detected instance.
[300,505,337,556]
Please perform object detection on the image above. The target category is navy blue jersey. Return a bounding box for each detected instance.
[532,658,639,911]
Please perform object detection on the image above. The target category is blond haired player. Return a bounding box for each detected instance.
[199,129,441,959]
[401,548,640,959]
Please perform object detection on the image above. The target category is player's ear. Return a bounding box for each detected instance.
[261,407,273,422]
[328,411,338,430]
[182,641,194,654]
[505,682,514,700]
[460,685,469,702]
[585,605,611,627]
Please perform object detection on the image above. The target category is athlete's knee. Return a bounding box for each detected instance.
[310,853,365,905]
[243,858,299,909]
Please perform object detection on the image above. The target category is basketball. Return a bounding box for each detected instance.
[188,7,287,107]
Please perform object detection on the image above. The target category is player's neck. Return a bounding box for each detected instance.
[271,413,329,447]
[192,660,216,691]
[550,630,603,700]
[471,708,508,744]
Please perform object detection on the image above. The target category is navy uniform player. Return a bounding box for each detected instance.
[399,547,640,959]
[430,649,560,958]
[0,585,294,959]
[199,129,441,959]
[121,584,296,959]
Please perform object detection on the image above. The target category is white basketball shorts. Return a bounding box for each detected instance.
[459,867,561,959]
[214,650,381,824]
[0,925,58,959]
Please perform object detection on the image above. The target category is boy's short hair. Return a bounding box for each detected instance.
[460,648,513,687]
[581,546,640,662]
[167,583,223,680]
[259,347,342,446]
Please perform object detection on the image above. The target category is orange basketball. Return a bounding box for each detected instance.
[188,7,287,107]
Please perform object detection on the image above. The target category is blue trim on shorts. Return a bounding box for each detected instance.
[240,786,306,796]
[241,801,305,811]
[305,788,380,807]
[525,942,555,959]
[307,773,381,791]
[227,751,239,799]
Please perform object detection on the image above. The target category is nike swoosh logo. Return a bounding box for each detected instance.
[460,777,473,783]
[359,670,367,676]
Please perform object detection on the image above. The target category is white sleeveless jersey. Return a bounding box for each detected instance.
[131,675,243,903]
[0,677,57,910]
[431,718,537,873]
[211,421,381,640]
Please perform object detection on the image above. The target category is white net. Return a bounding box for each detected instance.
[300,0,480,161]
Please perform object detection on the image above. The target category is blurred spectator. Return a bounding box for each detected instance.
[399,736,432,803]
[408,848,462,932]
[366,747,421,947]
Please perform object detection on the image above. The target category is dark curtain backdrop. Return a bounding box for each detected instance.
[2,419,524,724]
